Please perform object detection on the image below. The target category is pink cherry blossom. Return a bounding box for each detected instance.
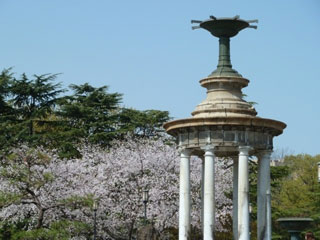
[0,137,232,238]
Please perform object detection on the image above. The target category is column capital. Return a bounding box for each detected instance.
[201,144,217,157]
[178,147,192,157]
[256,149,273,159]
[200,144,217,151]
[238,146,252,156]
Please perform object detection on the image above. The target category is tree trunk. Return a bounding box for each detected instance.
[128,220,135,240]
[136,224,160,240]
[36,207,44,229]
[29,119,33,135]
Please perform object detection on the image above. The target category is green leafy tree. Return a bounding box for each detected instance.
[246,159,290,240]
[9,73,65,136]
[0,69,13,115]
[0,71,66,152]
[0,69,16,149]
[0,69,171,157]
[57,83,170,157]
[57,83,122,153]
[272,154,320,239]
[118,108,170,137]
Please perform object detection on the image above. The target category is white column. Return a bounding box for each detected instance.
[201,157,205,231]
[238,146,251,240]
[232,157,239,240]
[179,149,191,240]
[257,150,272,240]
[202,146,216,240]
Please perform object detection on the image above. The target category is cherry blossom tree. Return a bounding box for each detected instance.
[0,137,232,239]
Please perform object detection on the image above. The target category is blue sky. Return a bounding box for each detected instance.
[0,1,319,155]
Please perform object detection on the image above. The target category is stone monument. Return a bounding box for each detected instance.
[163,16,286,240]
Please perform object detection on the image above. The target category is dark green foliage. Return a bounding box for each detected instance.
[0,68,173,238]
[9,73,64,121]
[0,69,18,150]
[247,159,290,240]
[272,154,320,239]
[9,73,65,139]
[58,83,122,146]
[0,69,171,157]
[0,70,65,151]
[0,220,91,240]
[56,83,170,156]
[247,154,320,239]
[0,219,31,240]
[0,68,13,115]
[118,108,170,137]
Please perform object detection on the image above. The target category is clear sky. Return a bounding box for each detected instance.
[0,1,319,155]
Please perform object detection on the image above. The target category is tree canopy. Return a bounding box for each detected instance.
[0,69,170,157]
[272,154,320,239]
[246,154,320,240]
[0,137,233,239]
